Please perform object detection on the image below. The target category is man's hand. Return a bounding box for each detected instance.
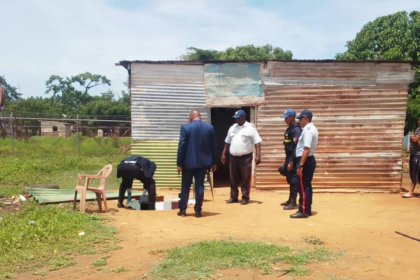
[297,167,303,177]
[211,164,217,172]
[177,166,182,174]
[255,156,261,166]
[287,162,293,171]
[221,154,227,164]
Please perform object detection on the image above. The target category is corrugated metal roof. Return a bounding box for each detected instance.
[119,59,420,69]
[256,61,415,191]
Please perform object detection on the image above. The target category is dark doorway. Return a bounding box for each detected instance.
[211,107,251,187]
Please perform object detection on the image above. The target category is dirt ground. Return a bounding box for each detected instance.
[18,179,420,280]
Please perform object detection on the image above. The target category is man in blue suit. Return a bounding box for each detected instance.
[177,109,217,218]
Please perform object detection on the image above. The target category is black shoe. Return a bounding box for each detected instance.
[290,211,309,218]
[283,204,297,210]
[117,203,125,208]
[177,210,186,217]
[307,211,313,216]
[226,198,239,203]
[241,199,249,205]
[195,212,202,218]
[280,200,290,206]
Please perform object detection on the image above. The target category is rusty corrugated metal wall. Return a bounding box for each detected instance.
[130,63,209,188]
[257,62,415,191]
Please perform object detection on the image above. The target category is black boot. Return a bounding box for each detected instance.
[280,200,290,206]
[283,198,297,210]
[290,211,308,218]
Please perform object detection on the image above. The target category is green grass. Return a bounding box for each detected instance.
[0,135,131,157]
[113,266,129,273]
[150,240,338,279]
[0,201,119,278]
[303,236,325,246]
[92,256,109,267]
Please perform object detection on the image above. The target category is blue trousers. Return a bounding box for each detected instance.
[179,167,207,213]
[296,156,316,214]
[285,155,299,201]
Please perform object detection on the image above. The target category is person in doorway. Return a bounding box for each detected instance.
[221,110,262,205]
[279,109,302,210]
[291,109,318,218]
[116,155,157,210]
[177,109,217,218]
[403,117,420,198]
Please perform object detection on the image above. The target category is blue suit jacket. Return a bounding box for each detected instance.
[177,120,217,169]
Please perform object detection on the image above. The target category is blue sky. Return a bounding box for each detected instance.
[0,0,418,99]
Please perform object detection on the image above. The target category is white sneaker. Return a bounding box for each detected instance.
[402,193,413,198]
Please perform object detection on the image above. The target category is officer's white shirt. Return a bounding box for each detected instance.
[295,122,318,157]
[225,121,262,156]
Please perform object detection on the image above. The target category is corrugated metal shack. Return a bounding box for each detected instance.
[118,60,416,192]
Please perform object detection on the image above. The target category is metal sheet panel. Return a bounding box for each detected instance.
[131,141,181,188]
[131,63,209,140]
[256,62,415,191]
[130,63,209,188]
[204,63,264,107]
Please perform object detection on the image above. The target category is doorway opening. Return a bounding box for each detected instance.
[211,107,251,188]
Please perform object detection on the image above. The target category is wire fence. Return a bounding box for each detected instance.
[0,112,131,157]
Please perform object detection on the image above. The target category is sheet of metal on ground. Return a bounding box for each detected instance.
[130,63,209,188]
[257,62,415,191]
[204,63,264,107]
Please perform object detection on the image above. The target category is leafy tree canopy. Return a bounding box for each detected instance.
[179,44,293,61]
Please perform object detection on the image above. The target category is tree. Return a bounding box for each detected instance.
[0,76,19,101]
[179,44,293,61]
[45,72,111,110]
[336,11,420,133]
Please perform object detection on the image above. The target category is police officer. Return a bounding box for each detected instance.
[116,155,157,210]
[291,109,318,218]
[221,110,262,205]
[279,109,302,210]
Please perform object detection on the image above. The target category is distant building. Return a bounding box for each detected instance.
[40,121,72,137]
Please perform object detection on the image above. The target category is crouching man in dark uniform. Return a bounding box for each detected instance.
[116,155,157,210]
[279,109,302,210]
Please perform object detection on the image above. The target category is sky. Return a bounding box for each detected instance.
[0,0,418,99]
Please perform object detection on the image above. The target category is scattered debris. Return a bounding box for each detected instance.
[28,221,35,225]
[78,232,85,236]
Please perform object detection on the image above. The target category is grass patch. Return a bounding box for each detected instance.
[32,270,47,277]
[101,244,123,253]
[150,240,339,279]
[304,236,325,246]
[0,201,118,276]
[282,266,309,276]
[92,256,109,267]
[113,266,129,273]
[328,276,353,280]
[149,249,165,255]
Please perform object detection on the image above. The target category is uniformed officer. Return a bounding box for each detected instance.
[279,109,302,210]
[116,155,157,210]
[291,109,318,218]
[221,110,262,205]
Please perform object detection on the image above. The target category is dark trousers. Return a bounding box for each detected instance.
[179,167,207,213]
[118,163,156,210]
[230,153,253,200]
[285,155,299,202]
[296,156,316,214]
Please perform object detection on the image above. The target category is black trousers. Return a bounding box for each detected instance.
[117,163,156,210]
[230,153,253,200]
[285,155,299,202]
[295,156,316,214]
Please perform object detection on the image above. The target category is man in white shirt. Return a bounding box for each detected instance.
[221,110,262,205]
[291,109,318,218]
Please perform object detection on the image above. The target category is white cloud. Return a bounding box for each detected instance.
[0,0,418,98]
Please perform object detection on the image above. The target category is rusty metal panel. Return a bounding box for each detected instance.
[256,62,415,191]
[204,63,264,107]
[130,63,209,141]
